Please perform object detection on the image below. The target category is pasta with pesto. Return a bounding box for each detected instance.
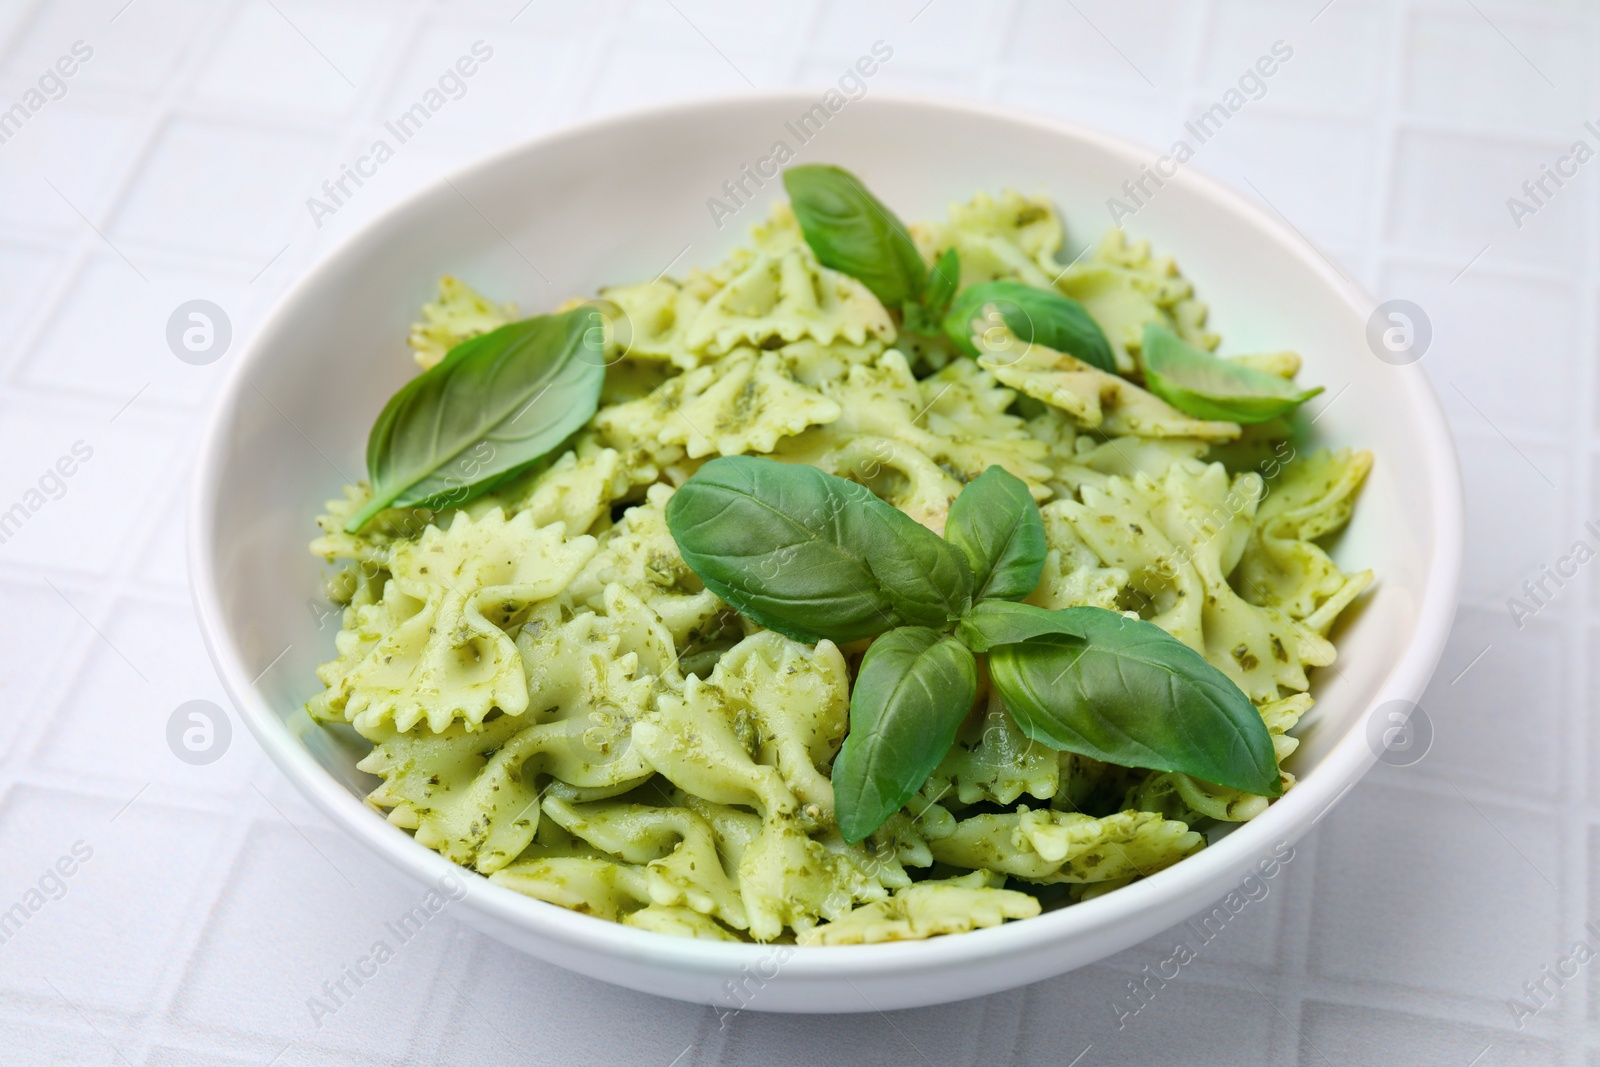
[307,182,1372,945]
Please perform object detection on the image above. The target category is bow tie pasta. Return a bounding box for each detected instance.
[306,185,1372,945]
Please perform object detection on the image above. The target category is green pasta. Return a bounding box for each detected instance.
[306,181,1372,944]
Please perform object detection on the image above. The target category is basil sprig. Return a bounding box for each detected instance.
[1140,322,1321,424]
[665,458,1283,842]
[346,305,608,532]
[782,164,958,333]
[943,279,1115,372]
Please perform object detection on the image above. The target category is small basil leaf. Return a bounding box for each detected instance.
[944,465,1046,601]
[664,456,967,644]
[346,306,606,532]
[956,600,1085,653]
[943,280,1115,372]
[925,246,961,317]
[987,607,1282,797]
[783,164,927,310]
[1140,322,1322,424]
[832,627,978,843]
[874,513,974,631]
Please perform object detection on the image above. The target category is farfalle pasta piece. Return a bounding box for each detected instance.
[912,190,1065,289]
[567,484,730,646]
[931,808,1202,884]
[597,277,710,368]
[861,795,957,870]
[668,797,904,943]
[673,793,855,935]
[1055,228,1216,373]
[359,713,548,873]
[356,601,660,872]
[712,631,850,816]
[777,350,1052,532]
[490,857,652,921]
[623,905,746,940]
[541,797,749,930]
[980,336,1240,442]
[1048,435,1213,493]
[474,437,648,537]
[1261,691,1314,764]
[593,349,841,461]
[800,871,1041,945]
[315,508,597,733]
[1027,496,1128,614]
[683,244,895,355]
[311,483,432,572]
[916,359,1041,468]
[778,337,890,389]
[1047,460,1334,701]
[408,275,516,370]
[737,816,890,940]
[657,350,843,459]
[1236,448,1375,632]
[633,631,849,820]
[927,691,1059,807]
[627,632,887,940]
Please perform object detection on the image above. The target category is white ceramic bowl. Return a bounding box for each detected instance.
[190,92,1462,1013]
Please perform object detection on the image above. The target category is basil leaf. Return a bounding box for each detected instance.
[925,247,961,316]
[873,511,974,632]
[346,306,605,532]
[943,280,1115,372]
[987,607,1282,796]
[1140,322,1322,424]
[783,164,927,311]
[944,465,1046,601]
[664,456,970,644]
[832,627,977,843]
[956,600,1085,653]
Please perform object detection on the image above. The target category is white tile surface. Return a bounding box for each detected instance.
[0,1,1592,1063]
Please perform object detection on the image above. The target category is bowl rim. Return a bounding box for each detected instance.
[188,89,1464,980]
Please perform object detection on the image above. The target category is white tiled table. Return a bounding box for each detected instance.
[0,1,1592,1063]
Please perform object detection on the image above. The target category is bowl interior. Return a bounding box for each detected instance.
[192,93,1458,997]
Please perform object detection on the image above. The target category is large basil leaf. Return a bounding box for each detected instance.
[664,457,970,644]
[943,279,1115,372]
[783,164,927,311]
[1140,322,1321,424]
[987,607,1282,796]
[956,600,1085,653]
[943,465,1046,601]
[345,306,605,532]
[832,627,978,843]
